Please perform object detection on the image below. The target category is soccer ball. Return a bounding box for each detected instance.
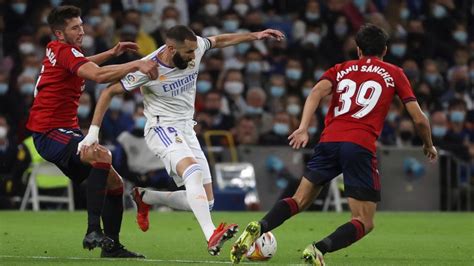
[246,232,277,261]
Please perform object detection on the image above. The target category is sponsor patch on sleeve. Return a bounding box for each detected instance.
[71,48,84,57]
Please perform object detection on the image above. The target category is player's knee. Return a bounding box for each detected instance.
[182,163,203,186]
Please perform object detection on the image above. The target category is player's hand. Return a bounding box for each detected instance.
[288,127,309,150]
[254,29,285,41]
[137,59,159,80]
[112,42,139,57]
[77,126,100,154]
[423,145,438,162]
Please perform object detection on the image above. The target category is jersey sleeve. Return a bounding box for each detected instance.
[394,68,416,103]
[319,65,338,91]
[196,36,212,53]
[56,46,90,74]
[120,71,150,92]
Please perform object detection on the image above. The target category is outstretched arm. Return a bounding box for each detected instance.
[405,101,438,161]
[87,42,139,65]
[77,82,125,153]
[207,29,285,49]
[288,79,332,149]
[77,59,158,84]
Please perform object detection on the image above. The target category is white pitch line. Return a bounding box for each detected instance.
[0,255,260,264]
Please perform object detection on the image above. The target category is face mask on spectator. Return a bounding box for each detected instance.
[453,31,467,44]
[286,68,302,80]
[424,73,438,85]
[334,24,348,37]
[450,111,465,123]
[11,3,27,15]
[100,3,111,15]
[224,81,244,95]
[353,0,367,11]
[287,104,301,116]
[0,126,7,139]
[303,87,312,98]
[0,83,8,95]
[314,69,324,80]
[246,105,263,115]
[308,126,317,135]
[50,0,61,7]
[400,8,410,20]
[236,43,250,54]
[233,3,249,16]
[23,67,39,78]
[270,86,285,97]
[273,123,289,135]
[432,4,447,18]
[387,111,398,123]
[197,80,212,94]
[205,4,219,16]
[303,32,321,47]
[122,100,136,115]
[82,35,94,49]
[322,106,329,116]
[88,16,101,26]
[390,44,406,57]
[19,42,35,55]
[400,131,413,141]
[305,11,319,21]
[140,2,154,14]
[77,105,90,118]
[163,18,177,30]
[247,61,262,73]
[223,20,239,32]
[20,83,35,95]
[135,116,147,129]
[432,126,447,138]
[469,70,474,80]
[110,97,123,111]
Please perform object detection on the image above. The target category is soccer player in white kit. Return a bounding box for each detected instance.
[78,25,284,256]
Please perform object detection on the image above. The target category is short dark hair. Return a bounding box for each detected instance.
[47,5,81,31]
[355,24,388,57]
[166,25,197,43]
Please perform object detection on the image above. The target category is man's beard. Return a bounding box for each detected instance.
[172,52,189,69]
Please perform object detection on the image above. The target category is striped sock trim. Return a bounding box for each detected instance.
[283,197,299,216]
[183,164,202,179]
[350,219,365,240]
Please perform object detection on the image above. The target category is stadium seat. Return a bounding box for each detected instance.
[19,137,74,211]
[20,161,74,211]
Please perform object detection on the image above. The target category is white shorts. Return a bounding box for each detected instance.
[144,119,212,187]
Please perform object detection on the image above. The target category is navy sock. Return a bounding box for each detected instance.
[102,187,123,243]
[259,198,299,234]
[314,219,366,254]
[86,162,110,234]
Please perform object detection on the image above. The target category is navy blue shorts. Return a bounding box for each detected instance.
[304,142,381,202]
[32,128,91,184]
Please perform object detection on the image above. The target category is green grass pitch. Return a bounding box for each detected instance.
[0,211,473,265]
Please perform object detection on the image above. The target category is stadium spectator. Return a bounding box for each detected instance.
[244,87,273,135]
[259,111,291,146]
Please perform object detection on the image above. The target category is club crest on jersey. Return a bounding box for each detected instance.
[175,136,183,143]
[126,74,136,83]
[71,48,84,58]
[188,60,195,68]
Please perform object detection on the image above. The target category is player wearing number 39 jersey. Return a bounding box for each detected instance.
[79,25,286,256]
[231,24,438,265]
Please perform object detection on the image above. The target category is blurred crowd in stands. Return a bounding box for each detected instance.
[0,0,473,207]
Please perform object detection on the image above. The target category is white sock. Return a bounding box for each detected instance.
[142,190,191,211]
[183,164,215,241]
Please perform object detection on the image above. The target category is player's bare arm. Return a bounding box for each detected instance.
[86,42,139,65]
[289,79,332,150]
[77,59,158,84]
[405,101,438,161]
[207,29,285,48]
[76,82,125,153]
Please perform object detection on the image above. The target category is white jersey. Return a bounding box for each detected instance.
[120,36,211,128]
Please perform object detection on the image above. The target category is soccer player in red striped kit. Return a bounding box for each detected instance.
[231,24,438,265]
[26,5,157,258]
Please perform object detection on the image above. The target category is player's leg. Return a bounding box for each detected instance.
[231,143,340,264]
[100,167,145,258]
[303,142,379,264]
